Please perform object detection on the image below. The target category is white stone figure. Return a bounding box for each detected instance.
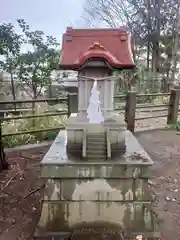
[87,80,104,123]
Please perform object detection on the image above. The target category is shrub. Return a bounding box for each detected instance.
[169,120,180,131]
[137,95,169,104]
[2,102,67,148]
[175,120,180,131]
[152,96,169,105]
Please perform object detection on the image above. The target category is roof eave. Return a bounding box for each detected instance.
[59,63,136,71]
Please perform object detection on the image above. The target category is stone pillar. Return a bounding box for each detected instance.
[85,79,88,114]
[67,86,78,114]
[104,79,115,118]
[110,80,115,110]
[77,61,114,121]
[77,78,87,118]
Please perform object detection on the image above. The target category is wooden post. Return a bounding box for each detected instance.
[125,91,136,132]
[167,89,180,124]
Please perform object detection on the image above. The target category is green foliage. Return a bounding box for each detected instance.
[170,120,180,131]
[137,94,169,104]
[0,22,22,57]
[152,96,169,104]
[2,103,67,148]
[0,19,60,99]
[16,19,60,98]
[175,120,180,131]
[0,22,22,100]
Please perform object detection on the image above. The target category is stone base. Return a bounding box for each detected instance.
[66,113,127,157]
[34,227,160,240]
[33,231,71,240]
[34,130,160,239]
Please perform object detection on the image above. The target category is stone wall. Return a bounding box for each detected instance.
[36,164,157,237]
[34,131,160,240]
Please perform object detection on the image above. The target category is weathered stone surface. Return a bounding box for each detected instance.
[41,130,153,166]
[44,179,61,201]
[34,231,71,240]
[41,164,153,179]
[38,202,153,232]
[134,179,150,200]
[34,229,160,240]
[44,179,151,201]
[36,130,156,238]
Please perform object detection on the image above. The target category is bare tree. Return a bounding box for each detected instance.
[169,6,180,86]
[84,0,180,92]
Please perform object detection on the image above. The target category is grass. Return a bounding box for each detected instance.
[2,102,67,148]
[1,95,172,148]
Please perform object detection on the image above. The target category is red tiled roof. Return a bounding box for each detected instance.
[59,27,136,70]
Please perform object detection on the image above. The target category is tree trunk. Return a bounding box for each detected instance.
[0,120,8,172]
[151,0,161,92]
[0,73,8,171]
[147,0,151,71]
[170,7,180,87]
[32,80,37,130]
[10,70,16,110]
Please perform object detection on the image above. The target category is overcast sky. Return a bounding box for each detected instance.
[0,0,85,43]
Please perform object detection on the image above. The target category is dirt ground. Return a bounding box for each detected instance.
[137,130,180,240]
[0,129,180,240]
[0,146,47,240]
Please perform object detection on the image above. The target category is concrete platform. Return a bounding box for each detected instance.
[34,131,159,240]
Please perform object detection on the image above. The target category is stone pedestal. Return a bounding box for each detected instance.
[34,130,160,240]
[66,113,127,158]
[66,86,78,114]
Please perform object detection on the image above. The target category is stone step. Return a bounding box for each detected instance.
[87,136,106,139]
[87,142,106,147]
[86,153,106,158]
[86,128,105,134]
[86,148,106,153]
[87,138,106,143]
[87,133,105,136]
[87,143,106,147]
[87,131,105,135]
[86,149,106,153]
[86,156,107,160]
[87,133,106,138]
[87,141,106,145]
[87,139,106,143]
[86,153,107,158]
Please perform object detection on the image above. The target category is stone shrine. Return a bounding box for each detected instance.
[63,28,136,159]
[34,28,159,240]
